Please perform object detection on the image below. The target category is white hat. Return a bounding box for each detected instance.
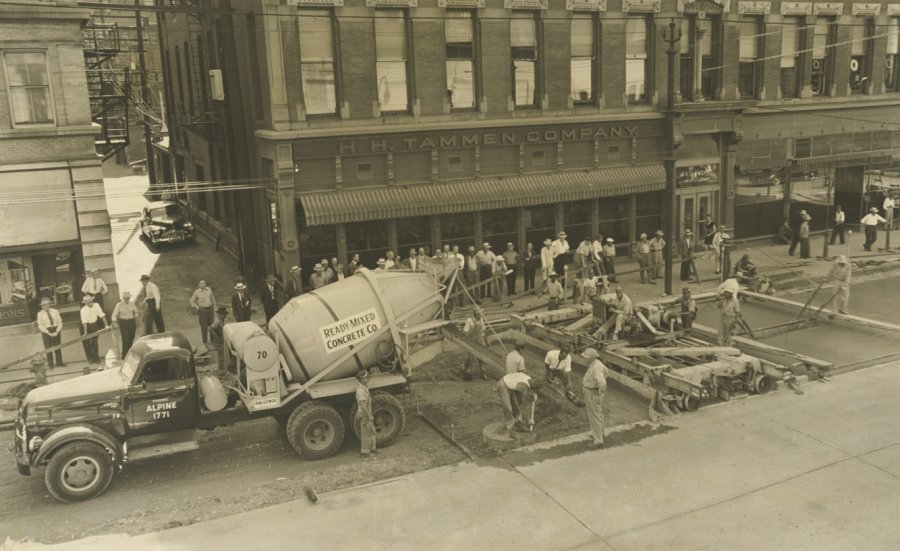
[234,282,247,290]
[639,233,647,239]
[482,242,491,248]
[606,238,614,243]
[836,255,847,264]
[558,231,567,237]
[313,263,324,272]
[40,297,52,305]
[377,258,386,265]
[870,207,878,213]
[581,347,600,359]
[290,265,301,273]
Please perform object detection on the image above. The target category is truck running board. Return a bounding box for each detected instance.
[128,441,200,462]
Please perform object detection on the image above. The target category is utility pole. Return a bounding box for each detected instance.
[663,19,681,296]
[135,0,157,188]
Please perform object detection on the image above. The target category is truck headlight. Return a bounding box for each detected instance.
[28,435,43,452]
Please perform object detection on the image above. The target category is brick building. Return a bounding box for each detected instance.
[157,0,900,283]
[0,0,117,327]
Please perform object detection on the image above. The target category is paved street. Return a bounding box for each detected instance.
[7,359,899,551]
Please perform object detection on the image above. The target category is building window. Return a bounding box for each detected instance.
[448,155,463,172]
[811,17,835,96]
[356,162,373,181]
[738,17,762,99]
[887,18,900,92]
[298,10,337,116]
[780,17,802,98]
[681,16,720,100]
[3,52,52,125]
[375,10,409,113]
[446,10,476,110]
[511,12,539,108]
[794,137,812,158]
[625,15,649,104]
[570,14,596,104]
[851,18,873,94]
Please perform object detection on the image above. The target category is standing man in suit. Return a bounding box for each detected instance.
[140,274,165,334]
[285,266,303,299]
[36,297,64,367]
[232,282,252,322]
[679,229,695,282]
[81,268,109,313]
[788,210,806,256]
[260,274,281,322]
[522,243,538,293]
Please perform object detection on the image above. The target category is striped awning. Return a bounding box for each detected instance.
[299,164,665,226]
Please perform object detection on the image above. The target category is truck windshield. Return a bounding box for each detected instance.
[120,350,141,382]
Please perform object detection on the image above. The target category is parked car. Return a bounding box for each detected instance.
[140,201,194,245]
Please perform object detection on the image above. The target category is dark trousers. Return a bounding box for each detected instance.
[478,265,493,298]
[523,265,536,291]
[198,306,213,343]
[506,269,517,295]
[80,321,101,363]
[682,311,695,330]
[830,223,846,244]
[41,332,63,367]
[799,238,810,259]
[553,253,569,277]
[144,305,165,334]
[680,260,692,281]
[603,257,616,282]
[119,318,136,357]
[788,230,800,255]
[864,225,877,250]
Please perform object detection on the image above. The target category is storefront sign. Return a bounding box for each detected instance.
[320,308,382,353]
[677,164,719,188]
[0,303,29,327]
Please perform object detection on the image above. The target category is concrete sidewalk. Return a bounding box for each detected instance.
[9,361,899,551]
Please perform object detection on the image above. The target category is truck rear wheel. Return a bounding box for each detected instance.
[286,401,346,460]
[350,391,406,448]
[44,442,115,503]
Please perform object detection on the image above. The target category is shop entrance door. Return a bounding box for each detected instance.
[678,191,715,243]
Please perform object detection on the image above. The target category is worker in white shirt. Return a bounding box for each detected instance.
[190,279,217,343]
[140,274,165,335]
[505,341,527,374]
[861,207,887,251]
[829,204,846,245]
[551,231,570,279]
[111,291,138,357]
[496,372,542,433]
[538,239,554,298]
[36,297,64,367]
[581,348,609,448]
[80,294,108,364]
[544,346,581,404]
[81,269,109,312]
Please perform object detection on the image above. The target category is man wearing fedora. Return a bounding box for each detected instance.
[475,242,496,299]
[285,265,303,299]
[634,233,652,284]
[36,297,64,367]
[581,347,609,448]
[261,274,281,323]
[551,231,570,277]
[799,212,812,259]
[232,282,252,322]
[650,230,665,281]
[861,207,887,251]
[310,263,329,289]
[111,291,138,357]
[140,274,165,334]
[190,279,217,344]
[80,294,108,364]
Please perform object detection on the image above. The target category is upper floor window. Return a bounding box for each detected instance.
[738,17,762,99]
[511,12,539,108]
[850,18,873,94]
[299,10,337,116]
[680,16,720,100]
[810,17,835,96]
[446,11,476,110]
[886,18,900,92]
[375,10,409,113]
[4,51,53,125]
[570,14,597,105]
[625,15,649,104]
[780,17,802,98]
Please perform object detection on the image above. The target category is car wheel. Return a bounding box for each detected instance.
[44,441,115,503]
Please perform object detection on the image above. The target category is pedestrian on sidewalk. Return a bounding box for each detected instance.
[544,347,580,404]
[712,226,726,274]
[602,238,617,283]
[884,195,896,230]
[347,254,361,276]
[679,229,694,281]
[546,272,564,311]
[462,306,487,380]
[475,242,496,299]
[493,251,508,298]
[36,297,64,367]
[111,291,138,358]
[285,265,303,299]
[502,243,520,295]
[650,230,665,281]
[703,214,717,259]
[717,288,741,347]
[861,207,887,251]
[635,233,652,284]
[538,239,554,298]
[310,263,328,290]
[232,282,252,322]
[788,210,806,256]
[260,274,281,323]
[140,274,165,335]
[522,242,538,293]
[81,268,109,313]
[355,370,377,458]
[581,347,608,448]
[827,255,851,317]
[190,279,217,343]
[830,205,846,245]
[799,214,811,259]
[208,306,228,370]
[464,246,481,304]
[575,236,593,275]
[80,294,108,364]
[505,341,527,374]
[496,372,541,433]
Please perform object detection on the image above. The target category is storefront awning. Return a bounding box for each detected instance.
[299,164,665,226]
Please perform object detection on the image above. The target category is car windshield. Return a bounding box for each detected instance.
[149,205,183,219]
[120,350,141,382]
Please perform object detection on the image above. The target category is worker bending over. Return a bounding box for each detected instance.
[496,372,542,433]
[544,347,582,405]
[593,287,633,340]
[505,341,527,374]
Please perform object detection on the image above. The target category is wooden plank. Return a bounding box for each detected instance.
[746,319,818,339]
[690,323,833,370]
[615,346,741,358]
[745,290,900,333]
[564,314,595,332]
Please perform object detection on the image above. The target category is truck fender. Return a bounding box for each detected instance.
[33,424,123,467]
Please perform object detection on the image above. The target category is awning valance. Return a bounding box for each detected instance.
[299,164,665,226]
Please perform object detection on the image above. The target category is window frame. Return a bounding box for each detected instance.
[779,16,803,98]
[625,14,651,105]
[374,9,411,114]
[298,8,339,117]
[850,17,874,95]
[2,50,56,127]
[738,16,764,99]
[510,11,541,109]
[570,13,599,106]
[445,9,478,111]
[810,16,836,97]
[886,17,900,92]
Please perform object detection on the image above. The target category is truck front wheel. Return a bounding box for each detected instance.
[44,442,115,503]
[286,401,346,460]
[350,391,406,448]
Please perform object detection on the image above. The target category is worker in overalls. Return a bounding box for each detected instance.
[355,370,376,458]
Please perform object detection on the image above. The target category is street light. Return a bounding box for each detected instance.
[663,19,682,296]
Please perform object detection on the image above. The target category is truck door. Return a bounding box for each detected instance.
[125,355,199,436]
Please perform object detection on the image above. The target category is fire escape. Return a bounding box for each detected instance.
[83,22,130,160]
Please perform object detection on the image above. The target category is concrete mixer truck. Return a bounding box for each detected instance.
[13,268,448,503]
